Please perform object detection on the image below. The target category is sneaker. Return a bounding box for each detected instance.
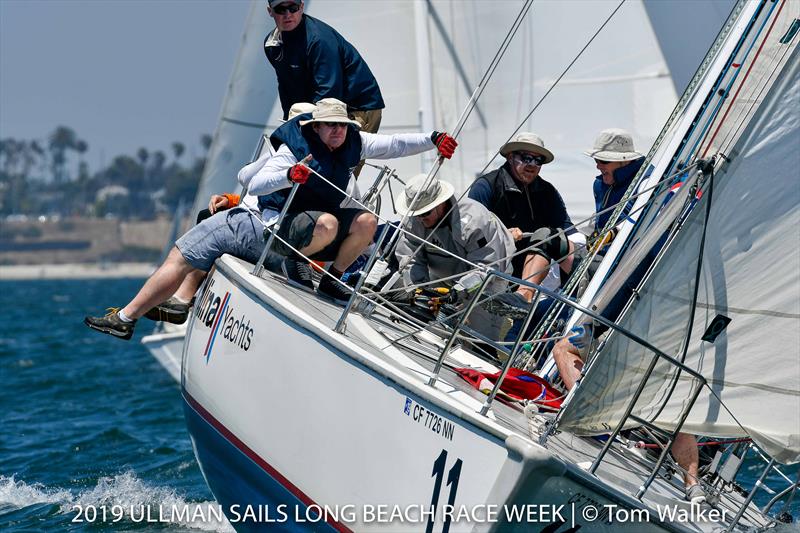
[281,257,315,291]
[144,297,189,324]
[317,275,353,305]
[84,308,136,340]
[685,484,707,505]
[483,292,531,319]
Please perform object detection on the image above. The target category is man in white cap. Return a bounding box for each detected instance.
[394,174,515,341]
[469,132,577,303]
[584,128,645,252]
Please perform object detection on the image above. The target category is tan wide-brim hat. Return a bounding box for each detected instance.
[396,174,455,216]
[299,98,361,128]
[584,128,643,161]
[499,132,554,164]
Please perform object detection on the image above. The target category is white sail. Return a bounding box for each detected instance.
[263,0,688,222]
[190,0,277,217]
[557,0,800,464]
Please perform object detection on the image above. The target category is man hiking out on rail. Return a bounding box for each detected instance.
[84,98,456,340]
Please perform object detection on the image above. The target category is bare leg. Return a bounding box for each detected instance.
[331,212,377,272]
[121,246,198,319]
[516,254,550,301]
[552,337,584,390]
[174,270,207,301]
[673,432,700,488]
[298,213,338,257]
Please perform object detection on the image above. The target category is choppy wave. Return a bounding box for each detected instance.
[1,473,233,532]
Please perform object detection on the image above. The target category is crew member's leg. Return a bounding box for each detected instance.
[552,337,585,391]
[316,209,377,303]
[673,433,705,503]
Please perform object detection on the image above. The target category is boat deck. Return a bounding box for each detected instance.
[220,255,772,532]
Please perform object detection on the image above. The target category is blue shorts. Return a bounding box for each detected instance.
[175,208,266,271]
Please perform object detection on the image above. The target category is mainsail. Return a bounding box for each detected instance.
[557,0,800,464]
[260,0,688,221]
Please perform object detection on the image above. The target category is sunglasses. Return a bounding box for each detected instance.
[513,152,546,166]
[273,3,301,15]
[416,207,436,218]
[321,121,347,129]
[594,158,612,165]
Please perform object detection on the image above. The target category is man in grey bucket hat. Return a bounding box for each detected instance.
[394,174,515,341]
[585,128,645,253]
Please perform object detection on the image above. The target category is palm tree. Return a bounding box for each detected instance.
[171,142,185,162]
[49,126,78,182]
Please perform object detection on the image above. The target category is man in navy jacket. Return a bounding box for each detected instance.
[264,0,384,136]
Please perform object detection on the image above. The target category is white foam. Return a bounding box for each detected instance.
[0,475,72,509]
[1,473,233,532]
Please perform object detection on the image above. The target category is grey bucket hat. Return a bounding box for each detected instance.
[396,174,455,216]
[499,132,554,164]
[584,128,643,161]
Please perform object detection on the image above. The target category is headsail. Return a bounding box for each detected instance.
[557,0,800,464]
[190,0,277,218]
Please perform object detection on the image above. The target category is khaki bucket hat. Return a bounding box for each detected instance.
[584,128,643,161]
[499,132,554,164]
[396,174,455,216]
[299,98,361,128]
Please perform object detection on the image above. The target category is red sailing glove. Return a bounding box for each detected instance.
[431,131,458,159]
[287,162,311,184]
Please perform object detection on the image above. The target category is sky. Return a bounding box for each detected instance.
[0,0,253,169]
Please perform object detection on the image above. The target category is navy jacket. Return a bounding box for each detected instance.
[469,163,574,235]
[264,15,385,120]
[469,163,574,277]
[592,156,645,231]
[259,119,362,214]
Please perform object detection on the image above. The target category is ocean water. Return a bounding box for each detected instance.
[1,278,798,532]
[0,279,231,532]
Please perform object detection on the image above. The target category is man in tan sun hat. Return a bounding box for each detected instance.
[394,174,515,341]
[584,128,645,254]
[252,98,457,304]
[469,132,578,303]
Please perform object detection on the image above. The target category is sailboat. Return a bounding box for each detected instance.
[143,0,732,382]
[177,0,799,531]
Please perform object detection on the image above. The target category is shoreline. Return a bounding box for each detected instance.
[0,262,156,280]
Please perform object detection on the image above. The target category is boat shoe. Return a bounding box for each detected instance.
[685,483,707,505]
[144,297,190,324]
[282,257,315,292]
[482,292,531,319]
[84,308,136,340]
[317,275,353,306]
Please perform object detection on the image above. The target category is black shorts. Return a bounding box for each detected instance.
[274,208,367,261]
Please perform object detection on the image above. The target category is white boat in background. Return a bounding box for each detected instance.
[180,0,799,531]
[143,0,733,382]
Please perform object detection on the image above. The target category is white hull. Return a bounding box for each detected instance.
[181,256,766,532]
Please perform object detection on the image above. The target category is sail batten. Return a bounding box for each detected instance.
[557,0,800,464]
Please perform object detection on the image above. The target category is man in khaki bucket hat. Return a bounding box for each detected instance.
[469,132,577,302]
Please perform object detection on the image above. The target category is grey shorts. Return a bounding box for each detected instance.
[273,208,366,261]
[175,208,265,271]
